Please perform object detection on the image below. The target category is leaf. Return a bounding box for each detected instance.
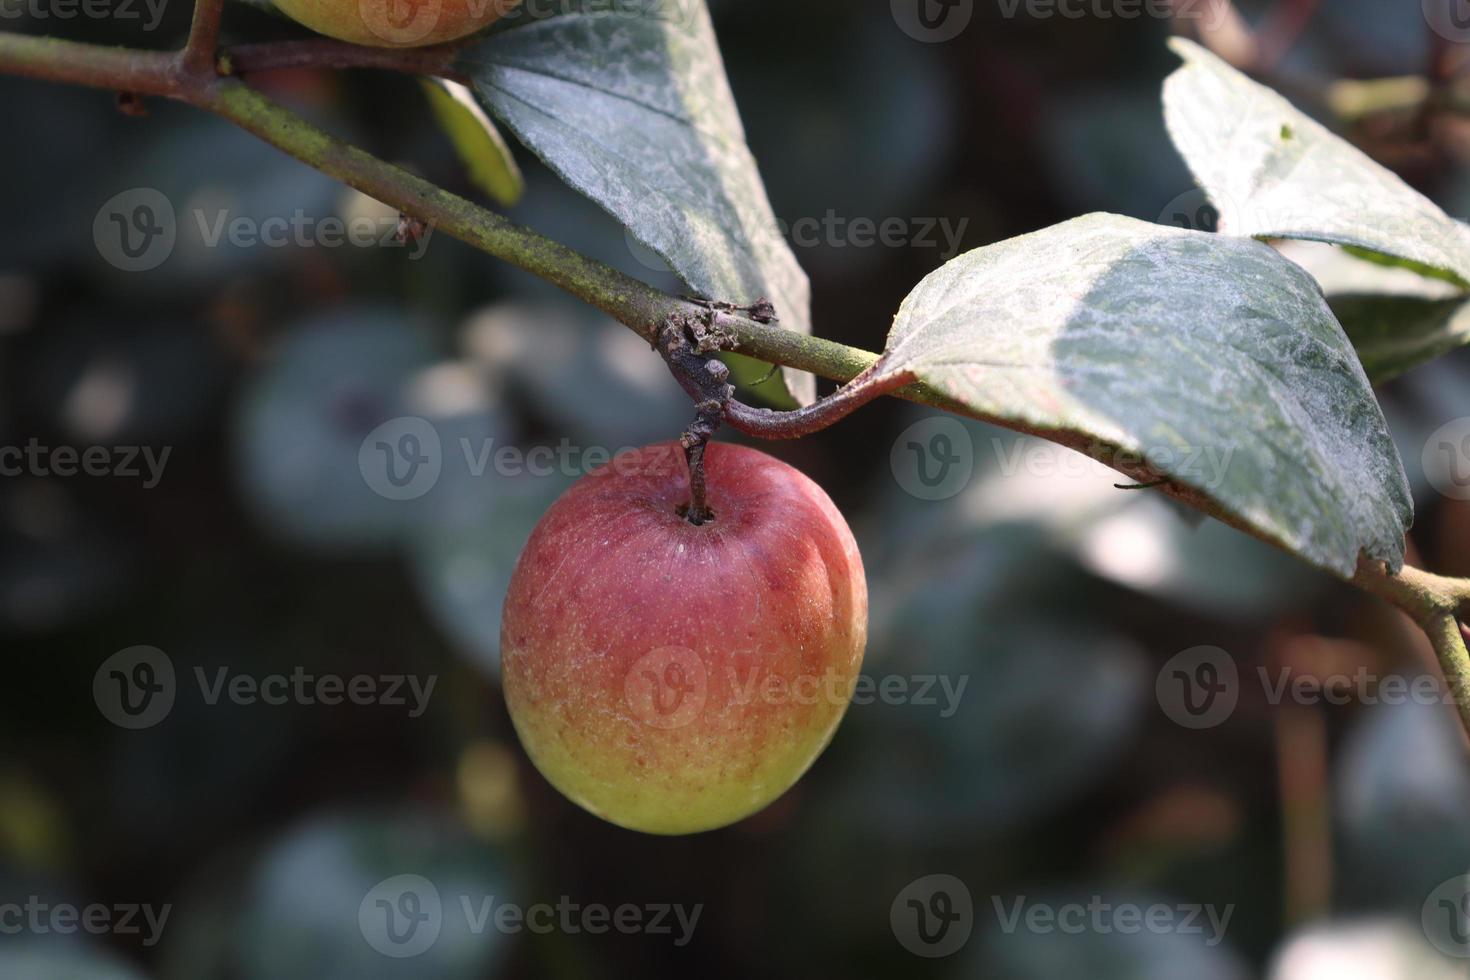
[1163,38,1470,289]
[456,2,815,405]
[873,213,1412,579]
[419,79,525,207]
[1164,44,1470,377]
[1276,240,1470,383]
[1330,294,1470,384]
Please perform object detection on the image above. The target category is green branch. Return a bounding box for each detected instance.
[1353,560,1470,737]
[0,30,890,388]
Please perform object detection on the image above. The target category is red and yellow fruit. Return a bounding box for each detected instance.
[501,442,868,835]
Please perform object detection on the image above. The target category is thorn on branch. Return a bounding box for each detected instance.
[115,91,148,117]
[397,213,429,246]
[683,295,779,325]
[746,298,778,323]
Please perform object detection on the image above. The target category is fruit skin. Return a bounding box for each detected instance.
[272,0,516,49]
[501,442,868,835]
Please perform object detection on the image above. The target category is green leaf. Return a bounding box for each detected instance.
[1163,38,1470,289]
[873,213,1412,579]
[1276,241,1470,383]
[419,79,525,207]
[1331,293,1470,384]
[456,2,815,406]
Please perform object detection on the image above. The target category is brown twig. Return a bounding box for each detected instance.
[181,0,224,79]
[223,39,467,81]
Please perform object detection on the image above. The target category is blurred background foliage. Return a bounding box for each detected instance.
[3,0,1470,977]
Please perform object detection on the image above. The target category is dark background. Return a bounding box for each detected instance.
[3,0,1470,976]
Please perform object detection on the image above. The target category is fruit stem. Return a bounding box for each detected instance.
[724,365,916,439]
[656,316,734,525]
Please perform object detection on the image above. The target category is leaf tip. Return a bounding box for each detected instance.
[1165,36,1205,63]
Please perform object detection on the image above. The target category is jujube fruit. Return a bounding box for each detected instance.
[501,441,868,835]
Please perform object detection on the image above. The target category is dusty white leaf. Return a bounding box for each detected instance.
[1164,38,1470,288]
[875,213,1412,579]
[1277,241,1470,383]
